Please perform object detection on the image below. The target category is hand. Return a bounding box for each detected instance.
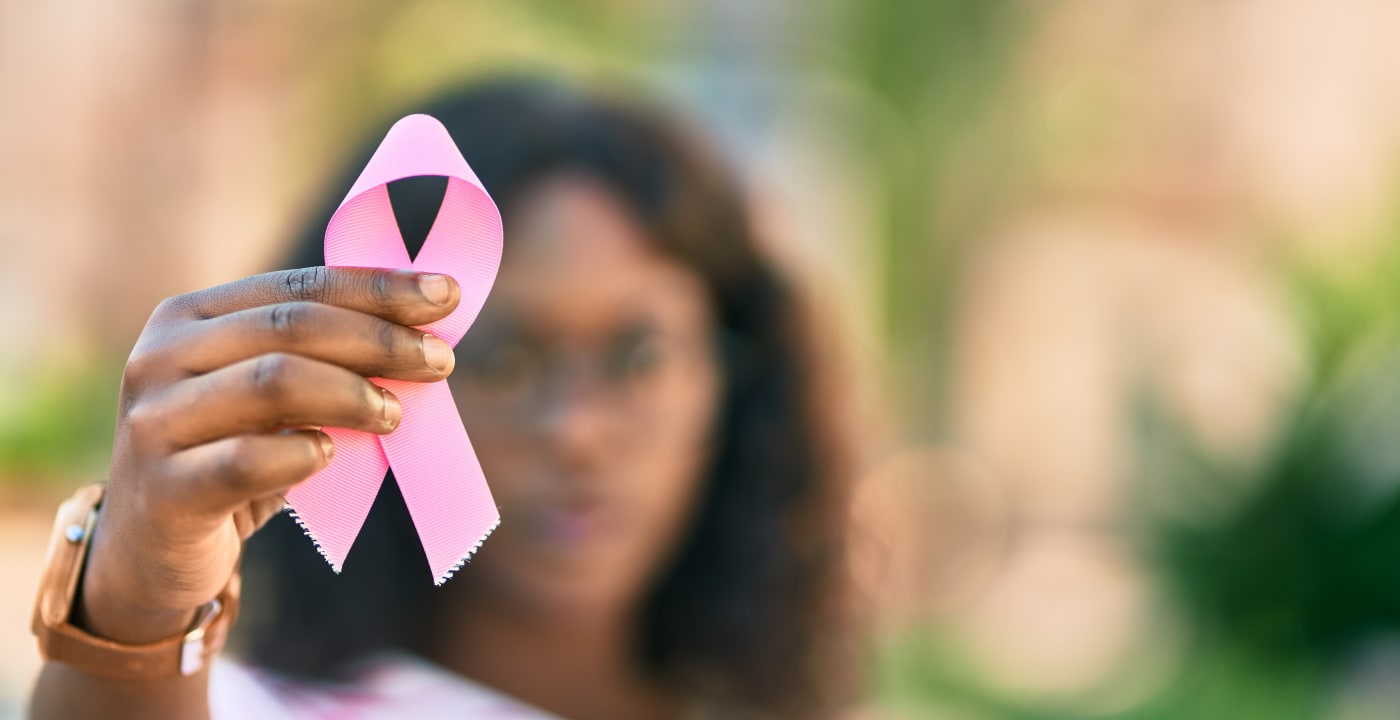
[78,267,461,643]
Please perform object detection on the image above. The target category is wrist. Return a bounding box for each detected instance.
[32,484,242,681]
[81,493,235,608]
[75,551,198,646]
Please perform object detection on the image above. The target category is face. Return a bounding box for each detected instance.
[449,174,721,617]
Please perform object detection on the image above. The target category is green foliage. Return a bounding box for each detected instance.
[0,361,120,485]
[868,182,1400,720]
[1121,238,1400,716]
[871,630,1327,720]
[817,0,1026,434]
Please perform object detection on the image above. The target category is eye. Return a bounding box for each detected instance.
[604,332,664,383]
[462,343,539,399]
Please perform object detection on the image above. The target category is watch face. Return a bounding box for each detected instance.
[32,485,181,680]
[36,487,102,631]
[34,485,241,680]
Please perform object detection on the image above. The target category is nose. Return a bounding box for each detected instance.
[532,362,615,470]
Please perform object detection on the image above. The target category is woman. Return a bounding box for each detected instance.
[30,78,856,719]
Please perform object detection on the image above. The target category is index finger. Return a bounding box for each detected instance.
[158,267,461,326]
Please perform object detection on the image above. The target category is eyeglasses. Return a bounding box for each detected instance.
[449,328,715,422]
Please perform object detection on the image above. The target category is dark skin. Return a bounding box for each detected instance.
[432,176,720,720]
[31,177,723,720]
[32,266,462,720]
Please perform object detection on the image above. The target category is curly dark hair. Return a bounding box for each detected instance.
[235,76,857,718]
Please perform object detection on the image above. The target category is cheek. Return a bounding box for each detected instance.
[458,421,531,506]
[452,356,721,595]
[628,367,721,525]
[456,345,722,486]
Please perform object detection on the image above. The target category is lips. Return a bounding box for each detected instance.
[528,493,620,548]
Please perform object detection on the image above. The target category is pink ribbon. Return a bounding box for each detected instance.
[285,114,503,585]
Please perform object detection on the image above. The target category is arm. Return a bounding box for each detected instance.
[29,267,462,719]
[31,528,214,720]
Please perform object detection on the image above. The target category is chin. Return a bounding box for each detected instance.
[474,547,646,618]
[519,577,643,624]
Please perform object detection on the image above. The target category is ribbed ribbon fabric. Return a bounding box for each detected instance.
[285,114,503,585]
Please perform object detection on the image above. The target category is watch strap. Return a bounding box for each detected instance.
[31,484,241,680]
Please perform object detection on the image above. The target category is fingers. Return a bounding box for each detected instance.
[164,430,331,515]
[174,301,455,381]
[119,267,457,521]
[132,353,401,450]
[156,267,461,327]
[233,493,294,540]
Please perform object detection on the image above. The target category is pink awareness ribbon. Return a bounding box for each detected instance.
[285,114,503,585]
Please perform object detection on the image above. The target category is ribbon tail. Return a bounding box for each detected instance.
[285,427,390,573]
[378,378,500,585]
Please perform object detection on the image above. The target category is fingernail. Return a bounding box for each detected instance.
[419,274,451,305]
[422,334,455,374]
[317,432,335,462]
[380,387,402,429]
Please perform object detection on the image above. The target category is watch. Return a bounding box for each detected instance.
[31,484,241,680]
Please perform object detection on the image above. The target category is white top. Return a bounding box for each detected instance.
[210,653,561,720]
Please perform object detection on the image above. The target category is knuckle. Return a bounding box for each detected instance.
[377,321,404,361]
[123,400,160,438]
[155,291,213,321]
[150,295,180,321]
[214,439,263,491]
[249,353,295,396]
[284,267,328,302]
[370,271,394,305]
[122,345,157,385]
[153,291,197,318]
[268,302,306,339]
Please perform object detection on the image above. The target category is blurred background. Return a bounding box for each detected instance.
[4,0,1400,718]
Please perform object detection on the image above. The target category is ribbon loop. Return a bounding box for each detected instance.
[285,114,503,585]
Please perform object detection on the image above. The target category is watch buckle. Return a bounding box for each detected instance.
[179,598,221,676]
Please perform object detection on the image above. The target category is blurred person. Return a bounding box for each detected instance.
[28,78,857,720]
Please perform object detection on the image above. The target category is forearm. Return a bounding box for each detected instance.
[29,511,212,720]
[28,265,445,719]
[30,661,210,720]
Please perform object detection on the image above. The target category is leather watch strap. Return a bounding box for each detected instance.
[31,484,241,681]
